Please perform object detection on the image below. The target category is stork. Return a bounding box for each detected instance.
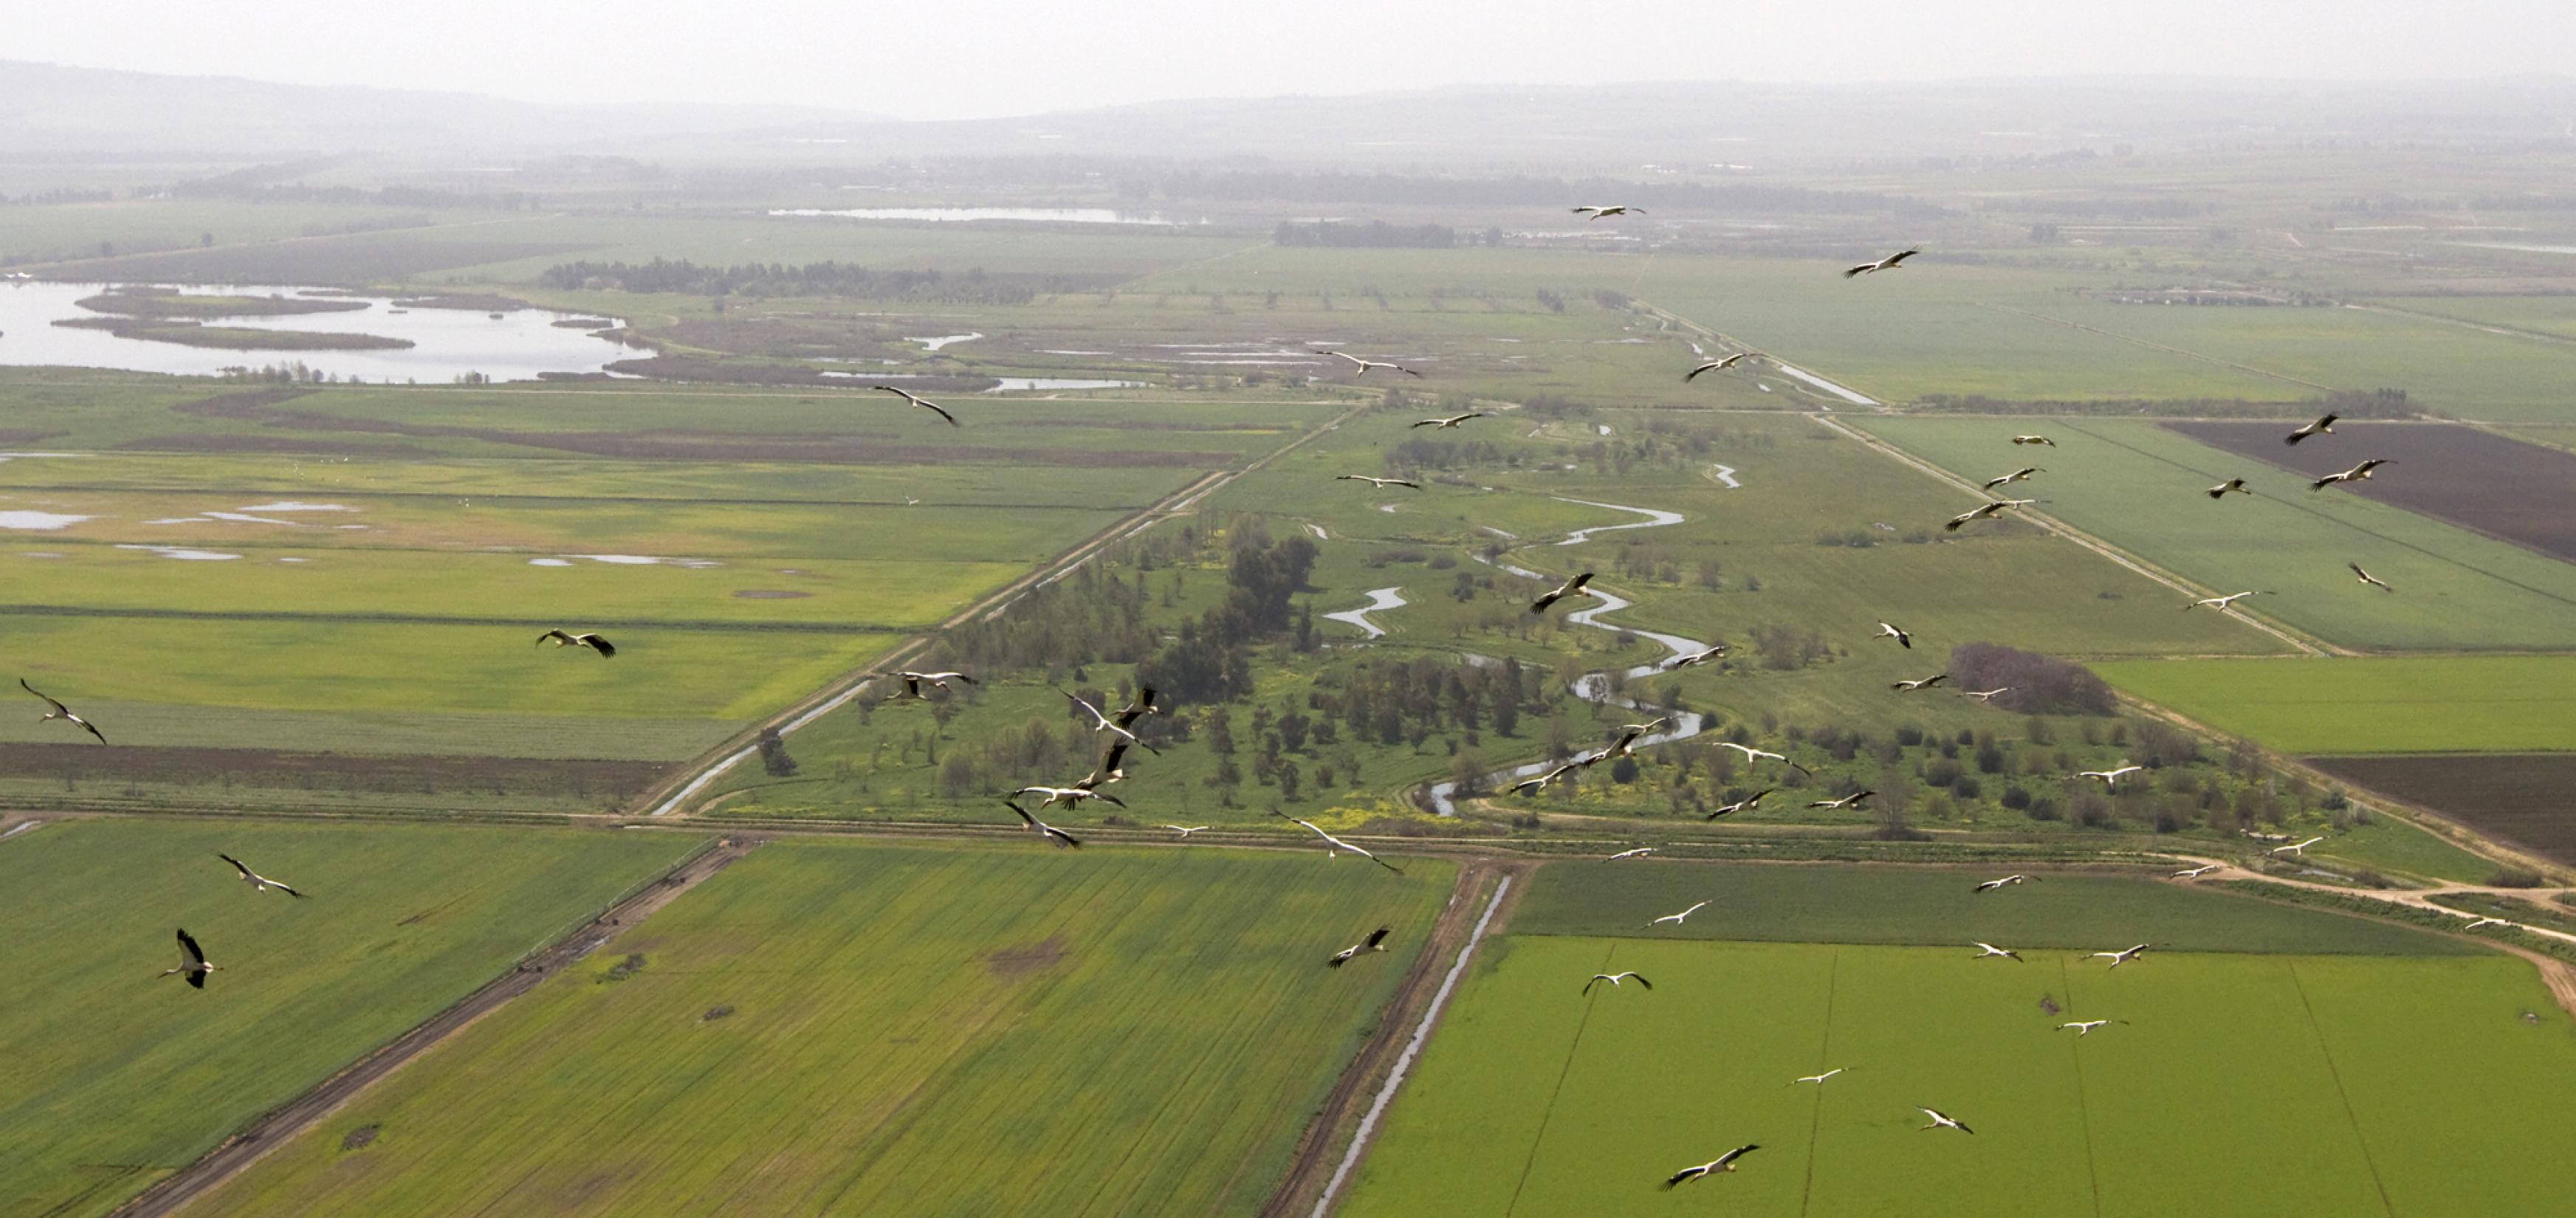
[2207,478,2250,499]
[1573,204,1644,221]
[1716,742,1808,775]
[879,670,975,701]
[1945,499,2033,531]
[1686,351,1761,381]
[2185,591,2268,613]
[1973,942,2023,961]
[2077,765,2144,788]
[1604,847,1658,862]
[1337,475,1421,490]
[535,630,615,658]
[1410,410,1487,428]
[159,929,217,988]
[870,384,960,426]
[1059,687,1162,754]
[2059,1019,2125,1036]
[1844,249,1919,277]
[1917,1107,1974,1134]
[1529,571,1595,614]
[1584,971,1653,994]
[1666,643,1728,670]
[1511,758,1586,796]
[1984,467,2042,490]
[1875,620,1914,649]
[1707,788,1774,819]
[220,854,305,898]
[1792,1068,1845,1085]
[2310,458,2393,490]
[1323,349,1423,378]
[1163,825,1209,839]
[1001,800,1084,848]
[1961,687,2012,703]
[1973,874,2034,894]
[1892,672,1948,692]
[2086,943,2152,969]
[2284,413,2338,445]
[1272,810,1404,873]
[2010,435,2057,447]
[1328,926,1392,967]
[21,679,106,742]
[2172,863,2223,879]
[1649,900,1711,928]
[1011,785,1126,813]
[1662,1144,1759,1188]
[2270,836,2325,856]
[2349,562,2393,592]
[1809,789,1875,811]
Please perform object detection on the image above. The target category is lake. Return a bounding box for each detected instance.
[767,207,1197,226]
[0,282,632,383]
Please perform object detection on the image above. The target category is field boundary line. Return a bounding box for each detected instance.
[2061,957,2106,1218]
[1818,413,2330,657]
[2345,302,2576,348]
[2283,962,2399,1218]
[104,834,762,1218]
[1627,297,1881,409]
[1971,302,2335,391]
[1500,933,1615,1218]
[1796,945,1841,1218]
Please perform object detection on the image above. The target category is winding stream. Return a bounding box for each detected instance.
[1420,498,1715,814]
[1323,586,1407,639]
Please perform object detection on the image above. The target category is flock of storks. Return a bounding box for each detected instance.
[62,224,2448,1197]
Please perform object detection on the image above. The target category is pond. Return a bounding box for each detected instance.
[767,207,1198,226]
[0,282,632,383]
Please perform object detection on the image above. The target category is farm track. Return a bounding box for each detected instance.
[1262,859,1530,1218]
[641,397,1369,816]
[103,836,762,1218]
[1820,413,2335,656]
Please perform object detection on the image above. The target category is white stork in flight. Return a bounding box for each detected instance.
[1649,901,1711,928]
[2078,765,2144,788]
[1011,785,1126,813]
[2270,836,2326,856]
[1961,687,2012,703]
[1973,874,2034,894]
[1685,351,1759,381]
[1662,1144,1759,1188]
[1604,847,1658,862]
[2010,434,2057,447]
[1059,687,1162,754]
[159,929,218,989]
[1665,643,1727,670]
[2184,591,2267,613]
[1945,499,2033,531]
[1808,789,1875,811]
[1972,941,2022,961]
[1328,926,1392,967]
[2284,413,2338,445]
[2172,863,2223,879]
[536,630,616,658]
[2310,459,2393,491]
[21,679,106,742]
[1573,204,1643,220]
[881,670,975,701]
[1892,673,1948,692]
[1918,1107,1975,1134]
[1337,475,1421,490]
[1272,810,1404,873]
[1583,971,1652,994]
[1716,742,1808,775]
[1984,467,2042,489]
[2059,1019,2126,1036]
[1707,788,1774,820]
[2086,943,2152,969]
[1529,571,1594,614]
[1163,825,1209,839]
[870,384,960,426]
[1793,1068,1846,1086]
[1411,410,1488,429]
[1327,350,1422,378]
[2207,478,2250,499]
[1875,621,1914,649]
[1001,800,1084,848]
[220,854,305,898]
[1511,758,1586,796]
[2349,562,2393,592]
[1844,249,1918,277]
[2462,916,2514,932]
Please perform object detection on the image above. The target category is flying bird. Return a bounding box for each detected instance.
[1662,1144,1759,1188]
[535,630,616,658]
[1623,717,1672,734]
[880,670,975,701]
[2462,916,2514,931]
[1011,785,1126,815]
[1272,810,1404,873]
[1583,971,1653,994]
[1793,1068,1845,1085]
[870,383,959,426]
[1809,789,1875,811]
[2010,435,2056,447]
[1685,351,1760,381]
[2059,1019,2126,1036]
[1111,687,1161,728]
[1337,475,1421,490]
[220,854,305,898]
[2284,413,2338,445]
[1573,204,1644,220]
[1973,942,2023,961]
[1001,799,1083,849]
[1875,621,1913,649]
[1059,687,1162,754]
[1961,687,2012,703]
[1665,643,1728,670]
[2349,562,2393,592]
[1707,788,1775,819]
[2172,863,2223,879]
[1892,672,1949,692]
[2078,765,2144,788]
[1984,467,2042,489]
[1844,248,1919,277]
[1328,926,1392,967]
[159,929,218,989]
[1604,847,1658,862]
[2310,458,2393,490]
[2270,836,2326,856]
[1163,825,1208,838]
[1510,758,1587,795]
[1716,742,1808,774]
[1649,901,1711,928]
[1529,571,1595,614]
[1322,349,1425,378]
[21,679,106,743]
[1945,499,2033,531]
[2086,943,2152,969]
[1410,410,1487,429]
[1918,1107,1974,1135]
[1973,874,2034,894]
[2207,478,2250,499]
[2184,587,2267,608]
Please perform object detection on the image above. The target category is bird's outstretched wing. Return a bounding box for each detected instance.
[582,634,616,658]
[20,678,69,715]
[221,853,253,880]
[1364,926,1391,949]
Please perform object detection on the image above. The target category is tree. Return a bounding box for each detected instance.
[757,728,798,777]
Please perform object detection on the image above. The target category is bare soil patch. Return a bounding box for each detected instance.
[2166,421,2576,562]
[985,933,1071,979]
[2309,753,2576,864]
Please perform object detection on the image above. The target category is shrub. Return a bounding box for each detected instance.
[2490,866,2547,889]
[1952,642,2118,715]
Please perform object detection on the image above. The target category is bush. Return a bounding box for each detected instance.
[1953,775,1982,801]
[1952,642,2118,715]
[1999,785,2031,811]
[1924,759,1962,788]
[1895,724,1926,747]
[2490,866,2547,889]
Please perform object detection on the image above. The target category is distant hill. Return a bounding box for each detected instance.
[0,61,879,155]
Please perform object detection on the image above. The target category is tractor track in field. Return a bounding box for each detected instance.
[1263,859,1530,1218]
[103,836,763,1218]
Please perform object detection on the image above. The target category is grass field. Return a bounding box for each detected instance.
[2092,656,2576,755]
[1339,937,2575,1218]
[0,816,708,1218]
[183,838,1455,1218]
[1861,416,2576,651]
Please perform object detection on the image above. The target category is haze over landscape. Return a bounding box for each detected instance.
[4,10,2576,1218]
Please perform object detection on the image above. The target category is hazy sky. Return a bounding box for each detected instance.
[15,0,2570,120]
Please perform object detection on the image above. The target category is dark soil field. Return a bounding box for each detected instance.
[2166,421,2576,562]
[2308,753,2576,864]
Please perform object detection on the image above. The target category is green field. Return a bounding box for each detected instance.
[184,838,1454,1218]
[2093,656,2576,755]
[1341,937,2575,1218]
[1861,416,2576,651]
[0,816,708,1218]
